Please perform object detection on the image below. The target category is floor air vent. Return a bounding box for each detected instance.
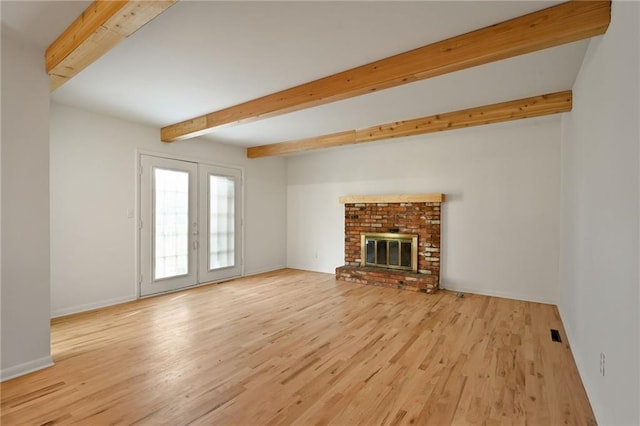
[550,329,562,342]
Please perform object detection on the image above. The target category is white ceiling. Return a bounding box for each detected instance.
[2,1,589,148]
[1,1,92,50]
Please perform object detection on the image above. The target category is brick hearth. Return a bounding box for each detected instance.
[336,195,443,293]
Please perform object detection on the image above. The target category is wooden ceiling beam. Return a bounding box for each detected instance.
[246,130,356,158]
[47,0,176,91]
[246,91,572,158]
[163,1,609,142]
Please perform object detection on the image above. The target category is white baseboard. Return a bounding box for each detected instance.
[243,265,287,277]
[51,269,288,318]
[1,356,54,382]
[284,263,332,274]
[557,304,601,425]
[439,285,557,305]
[51,295,136,318]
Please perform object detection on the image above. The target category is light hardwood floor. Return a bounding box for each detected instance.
[1,269,595,425]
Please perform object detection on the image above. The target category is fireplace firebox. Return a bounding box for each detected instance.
[361,233,418,272]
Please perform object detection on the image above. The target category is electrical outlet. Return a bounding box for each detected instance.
[599,352,605,376]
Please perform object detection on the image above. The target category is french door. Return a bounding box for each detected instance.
[139,155,242,296]
[198,164,242,283]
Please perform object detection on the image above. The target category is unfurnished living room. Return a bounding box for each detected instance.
[1,1,639,425]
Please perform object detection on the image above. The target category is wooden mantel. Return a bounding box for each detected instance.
[339,194,445,204]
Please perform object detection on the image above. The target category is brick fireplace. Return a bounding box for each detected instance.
[335,194,443,293]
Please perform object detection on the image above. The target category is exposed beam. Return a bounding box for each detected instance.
[246,91,572,158]
[163,1,609,142]
[47,0,176,91]
[246,130,356,158]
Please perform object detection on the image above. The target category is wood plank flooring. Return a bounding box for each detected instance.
[1,269,595,425]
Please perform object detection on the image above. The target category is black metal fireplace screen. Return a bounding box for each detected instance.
[360,233,418,273]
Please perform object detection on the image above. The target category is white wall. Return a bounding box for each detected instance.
[287,117,561,303]
[1,26,53,380]
[559,2,639,424]
[50,103,287,317]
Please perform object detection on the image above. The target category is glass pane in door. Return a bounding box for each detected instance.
[209,175,235,270]
[154,168,190,279]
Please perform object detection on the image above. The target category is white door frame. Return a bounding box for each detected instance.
[135,150,245,298]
